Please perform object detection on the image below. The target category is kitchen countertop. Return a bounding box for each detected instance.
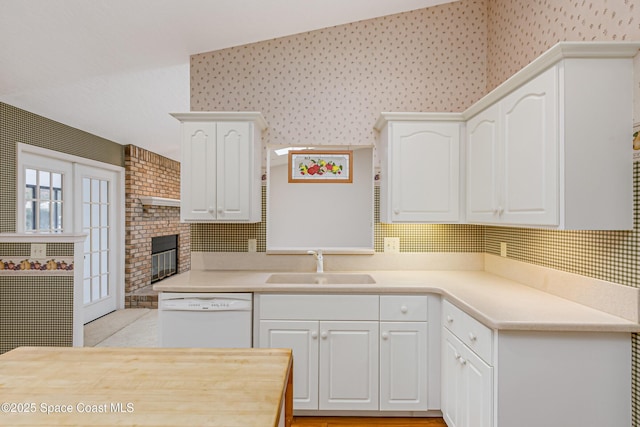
[154,269,640,333]
[0,347,293,427]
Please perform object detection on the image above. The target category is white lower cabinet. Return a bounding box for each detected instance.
[379,321,429,411]
[442,299,632,427]
[260,319,378,410]
[259,320,319,410]
[319,321,379,410]
[256,294,434,414]
[442,328,492,427]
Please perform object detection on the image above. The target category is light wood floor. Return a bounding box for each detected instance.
[292,417,447,426]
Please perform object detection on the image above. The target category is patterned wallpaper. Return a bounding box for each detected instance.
[487,0,640,91]
[191,0,488,156]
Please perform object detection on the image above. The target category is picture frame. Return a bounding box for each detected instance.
[288,150,353,183]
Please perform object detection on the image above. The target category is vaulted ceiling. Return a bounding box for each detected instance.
[0,0,456,160]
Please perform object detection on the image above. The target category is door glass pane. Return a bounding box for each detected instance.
[91,204,99,228]
[100,204,108,227]
[101,251,108,274]
[100,228,108,250]
[25,202,35,230]
[26,169,37,186]
[91,277,100,301]
[91,228,100,252]
[100,180,108,203]
[91,179,100,203]
[91,252,100,276]
[100,275,108,298]
[83,204,90,227]
[52,202,62,230]
[39,171,50,200]
[39,201,50,229]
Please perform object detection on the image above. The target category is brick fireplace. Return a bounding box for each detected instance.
[124,145,190,308]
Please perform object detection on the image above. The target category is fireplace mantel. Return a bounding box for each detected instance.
[139,197,180,208]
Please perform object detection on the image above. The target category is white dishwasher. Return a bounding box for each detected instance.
[158,292,252,348]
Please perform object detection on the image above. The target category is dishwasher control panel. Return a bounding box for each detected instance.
[160,293,253,312]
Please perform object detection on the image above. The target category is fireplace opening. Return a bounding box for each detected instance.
[151,235,178,283]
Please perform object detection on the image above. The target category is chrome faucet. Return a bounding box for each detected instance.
[307,250,324,273]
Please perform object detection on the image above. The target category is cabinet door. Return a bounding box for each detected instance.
[388,122,460,222]
[466,104,501,224]
[181,121,217,221]
[442,328,465,427]
[379,322,429,411]
[318,321,379,410]
[259,320,320,410]
[501,66,559,226]
[461,342,493,427]
[216,121,252,221]
[442,328,493,427]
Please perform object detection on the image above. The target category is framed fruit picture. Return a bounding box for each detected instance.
[288,150,353,183]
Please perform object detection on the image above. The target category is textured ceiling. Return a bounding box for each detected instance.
[0,0,455,160]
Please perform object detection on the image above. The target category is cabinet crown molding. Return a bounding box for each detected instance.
[464,41,640,119]
[374,112,464,131]
[170,111,268,131]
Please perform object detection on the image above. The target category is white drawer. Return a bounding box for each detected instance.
[442,299,493,364]
[380,295,428,321]
[258,294,379,320]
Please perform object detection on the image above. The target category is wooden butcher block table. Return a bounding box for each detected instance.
[0,347,293,427]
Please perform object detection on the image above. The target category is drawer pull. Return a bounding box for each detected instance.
[469,333,477,342]
[446,315,454,323]
[400,305,408,314]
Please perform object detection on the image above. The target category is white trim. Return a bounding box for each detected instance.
[18,143,123,173]
[374,112,465,131]
[170,111,268,131]
[0,233,87,243]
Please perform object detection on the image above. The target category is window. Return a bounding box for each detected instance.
[25,168,64,232]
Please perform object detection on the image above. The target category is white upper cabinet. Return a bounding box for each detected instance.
[171,112,266,223]
[464,42,638,229]
[376,114,462,223]
[467,67,559,226]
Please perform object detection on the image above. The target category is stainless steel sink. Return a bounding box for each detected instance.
[266,273,376,285]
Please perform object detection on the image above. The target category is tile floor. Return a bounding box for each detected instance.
[84,308,158,347]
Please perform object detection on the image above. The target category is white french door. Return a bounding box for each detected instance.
[18,144,124,331]
[76,165,122,323]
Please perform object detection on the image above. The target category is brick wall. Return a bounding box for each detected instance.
[124,145,190,307]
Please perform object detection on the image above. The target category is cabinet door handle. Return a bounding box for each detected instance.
[381,332,389,340]
[217,207,223,214]
[311,331,318,339]
[497,206,504,215]
[320,331,328,339]
[400,305,408,314]
[457,355,467,366]
[469,332,477,342]
[446,315,454,323]
[208,206,215,213]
